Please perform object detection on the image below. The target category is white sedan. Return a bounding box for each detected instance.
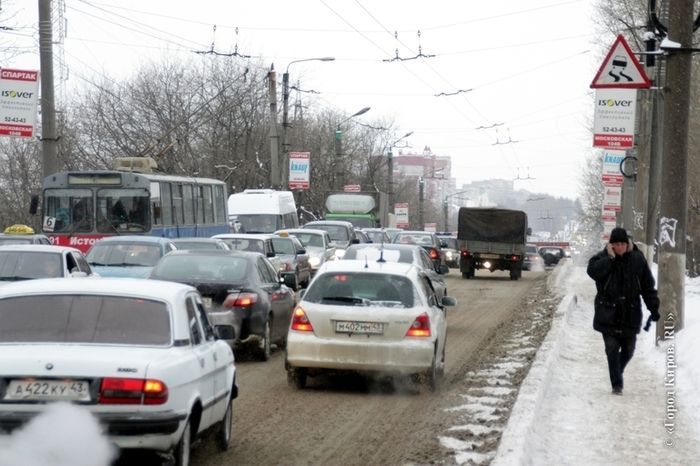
[0,278,237,465]
[0,244,97,279]
[285,260,457,391]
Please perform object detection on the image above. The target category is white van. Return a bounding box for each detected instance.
[227,189,298,234]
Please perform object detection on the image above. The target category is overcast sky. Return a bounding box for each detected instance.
[8,0,602,199]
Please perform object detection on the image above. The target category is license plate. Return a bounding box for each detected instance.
[479,253,500,259]
[335,320,384,335]
[202,297,213,309]
[5,379,91,402]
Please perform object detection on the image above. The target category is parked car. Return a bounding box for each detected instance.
[0,244,97,280]
[0,278,237,463]
[392,231,446,269]
[539,246,566,267]
[523,244,544,271]
[270,235,311,290]
[361,228,391,244]
[0,224,51,245]
[285,260,456,391]
[170,237,231,251]
[436,234,459,268]
[150,250,296,360]
[301,220,359,258]
[275,228,336,276]
[85,236,177,278]
[341,243,449,301]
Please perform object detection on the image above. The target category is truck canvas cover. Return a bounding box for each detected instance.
[457,208,527,243]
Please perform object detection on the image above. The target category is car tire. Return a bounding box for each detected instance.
[259,318,272,361]
[288,368,307,389]
[215,400,233,452]
[427,346,439,392]
[173,417,192,466]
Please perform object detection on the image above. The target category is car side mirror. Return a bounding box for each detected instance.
[441,296,457,307]
[214,324,235,341]
[328,242,336,249]
[440,240,447,248]
[266,251,276,258]
[351,238,360,244]
[297,249,306,255]
[437,264,449,275]
[70,271,88,278]
[282,274,296,288]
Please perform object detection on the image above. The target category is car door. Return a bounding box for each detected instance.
[256,256,293,341]
[71,251,94,276]
[418,249,446,300]
[193,294,230,427]
[418,274,447,352]
[323,232,336,262]
[185,295,216,429]
[291,237,310,280]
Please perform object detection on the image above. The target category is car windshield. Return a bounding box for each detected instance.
[86,243,162,267]
[303,272,415,308]
[0,251,63,280]
[290,233,323,248]
[526,245,538,253]
[225,238,265,253]
[343,247,411,264]
[439,237,458,249]
[365,232,387,243]
[172,241,221,250]
[234,214,279,234]
[152,255,249,282]
[0,237,34,245]
[0,294,170,345]
[307,224,349,242]
[394,234,433,246]
[271,238,295,254]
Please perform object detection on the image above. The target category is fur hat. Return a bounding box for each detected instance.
[609,227,629,244]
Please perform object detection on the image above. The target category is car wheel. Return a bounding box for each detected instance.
[258,318,272,361]
[427,346,439,392]
[215,400,233,452]
[173,417,191,466]
[288,368,307,389]
[437,338,446,376]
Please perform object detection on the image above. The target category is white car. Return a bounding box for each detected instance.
[0,244,97,280]
[0,278,237,465]
[285,260,456,392]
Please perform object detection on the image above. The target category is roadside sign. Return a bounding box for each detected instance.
[593,89,637,149]
[602,186,622,212]
[590,35,651,89]
[424,223,437,233]
[395,203,409,228]
[0,68,40,138]
[343,184,361,193]
[601,150,625,186]
[288,152,310,190]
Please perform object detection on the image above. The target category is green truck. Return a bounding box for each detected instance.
[324,191,391,228]
[457,207,529,281]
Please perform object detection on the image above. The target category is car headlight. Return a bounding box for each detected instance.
[445,251,453,260]
[309,256,321,267]
[335,249,346,259]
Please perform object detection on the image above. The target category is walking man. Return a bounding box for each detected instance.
[587,227,660,395]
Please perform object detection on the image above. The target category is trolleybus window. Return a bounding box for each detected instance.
[43,189,93,233]
[96,188,149,233]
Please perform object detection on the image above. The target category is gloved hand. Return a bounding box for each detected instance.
[650,309,661,322]
[606,243,615,258]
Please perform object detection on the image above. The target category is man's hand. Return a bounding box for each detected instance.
[606,243,615,258]
[650,309,661,322]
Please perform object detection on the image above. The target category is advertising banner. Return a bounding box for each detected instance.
[601,149,625,186]
[602,186,622,212]
[288,152,310,190]
[0,68,40,138]
[593,89,636,149]
[395,202,409,228]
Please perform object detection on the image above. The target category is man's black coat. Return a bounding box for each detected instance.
[587,240,660,336]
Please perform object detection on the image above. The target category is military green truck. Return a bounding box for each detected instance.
[457,207,529,280]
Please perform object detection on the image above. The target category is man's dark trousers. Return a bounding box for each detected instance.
[603,332,637,389]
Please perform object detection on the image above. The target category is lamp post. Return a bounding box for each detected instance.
[281,57,335,188]
[386,131,413,215]
[334,106,370,190]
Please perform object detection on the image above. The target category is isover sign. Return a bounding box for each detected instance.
[0,68,40,138]
[593,89,636,149]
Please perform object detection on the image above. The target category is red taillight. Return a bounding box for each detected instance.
[223,292,259,308]
[460,250,471,257]
[99,377,168,405]
[510,255,520,261]
[428,248,440,259]
[406,312,431,337]
[291,307,313,332]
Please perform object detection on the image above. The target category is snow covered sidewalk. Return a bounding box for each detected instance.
[493,264,700,465]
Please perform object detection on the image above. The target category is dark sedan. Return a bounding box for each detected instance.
[149,250,296,361]
[391,231,446,269]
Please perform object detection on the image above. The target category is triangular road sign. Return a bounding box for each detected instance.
[590,35,652,89]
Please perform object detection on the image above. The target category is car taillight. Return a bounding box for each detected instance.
[406,312,431,337]
[99,377,168,405]
[223,292,258,308]
[510,255,520,261]
[460,250,471,257]
[428,248,440,259]
[290,306,313,332]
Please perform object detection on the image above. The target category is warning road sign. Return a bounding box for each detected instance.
[590,35,651,89]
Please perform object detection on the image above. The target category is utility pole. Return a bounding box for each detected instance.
[621,154,636,232]
[443,199,448,232]
[418,177,425,230]
[281,71,290,189]
[657,0,694,337]
[268,66,280,188]
[387,150,394,212]
[38,0,58,178]
[633,88,651,257]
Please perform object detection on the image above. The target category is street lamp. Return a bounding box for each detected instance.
[386,131,413,212]
[215,164,239,192]
[281,57,335,187]
[334,106,371,190]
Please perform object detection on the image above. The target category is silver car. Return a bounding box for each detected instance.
[275,228,336,276]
